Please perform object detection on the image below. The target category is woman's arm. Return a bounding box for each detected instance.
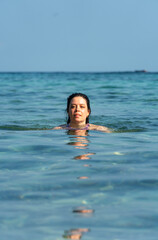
[52,124,67,130]
[89,124,112,133]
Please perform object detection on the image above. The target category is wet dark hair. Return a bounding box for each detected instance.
[66,93,91,124]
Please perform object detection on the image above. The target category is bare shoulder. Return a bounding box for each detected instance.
[89,124,112,133]
[52,124,67,130]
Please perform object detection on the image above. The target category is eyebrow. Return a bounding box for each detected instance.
[71,103,86,106]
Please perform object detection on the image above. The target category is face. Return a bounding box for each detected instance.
[68,96,90,125]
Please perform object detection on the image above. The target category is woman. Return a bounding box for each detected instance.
[53,93,111,133]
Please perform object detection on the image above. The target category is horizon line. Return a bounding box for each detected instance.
[0,70,157,74]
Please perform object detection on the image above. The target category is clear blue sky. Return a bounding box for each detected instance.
[0,0,158,72]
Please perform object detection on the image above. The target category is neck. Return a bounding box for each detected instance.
[69,122,87,129]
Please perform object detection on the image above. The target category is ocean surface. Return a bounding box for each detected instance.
[0,72,158,240]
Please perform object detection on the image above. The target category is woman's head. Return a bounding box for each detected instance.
[66,93,91,124]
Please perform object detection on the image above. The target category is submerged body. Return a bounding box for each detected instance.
[54,123,111,133]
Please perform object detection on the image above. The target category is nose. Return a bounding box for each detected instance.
[75,105,80,111]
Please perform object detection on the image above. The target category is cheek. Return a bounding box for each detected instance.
[84,110,89,117]
[68,108,73,116]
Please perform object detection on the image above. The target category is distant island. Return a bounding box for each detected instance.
[134,70,147,73]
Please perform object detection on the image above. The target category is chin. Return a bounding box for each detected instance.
[74,120,81,123]
[73,119,83,124]
[73,117,81,121]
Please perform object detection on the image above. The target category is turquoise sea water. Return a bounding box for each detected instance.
[0,72,158,240]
